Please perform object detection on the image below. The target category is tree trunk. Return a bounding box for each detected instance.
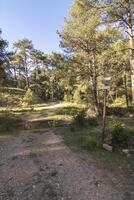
[35,58,39,80]
[124,72,129,108]
[127,8,134,111]
[13,66,17,81]
[102,89,107,143]
[24,53,29,88]
[91,53,99,115]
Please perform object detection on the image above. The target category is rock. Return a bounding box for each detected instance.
[32,185,36,189]
[94,181,100,187]
[122,149,129,154]
[103,144,113,152]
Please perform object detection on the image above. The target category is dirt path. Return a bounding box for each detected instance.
[0,129,133,200]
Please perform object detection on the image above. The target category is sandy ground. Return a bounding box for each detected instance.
[0,129,133,200]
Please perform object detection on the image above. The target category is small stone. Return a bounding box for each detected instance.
[56,183,60,188]
[94,181,100,187]
[103,144,113,152]
[122,149,129,154]
[32,185,36,189]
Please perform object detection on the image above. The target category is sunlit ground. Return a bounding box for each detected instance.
[0,102,86,134]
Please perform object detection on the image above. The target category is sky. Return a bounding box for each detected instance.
[0,0,73,53]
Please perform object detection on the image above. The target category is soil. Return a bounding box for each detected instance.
[0,129,133,200]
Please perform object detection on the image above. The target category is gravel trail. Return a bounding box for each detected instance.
[0,129,133,200]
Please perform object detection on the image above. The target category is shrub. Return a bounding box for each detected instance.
[110,120,129,151]
[64,93,73,102]
[21,89,41,106]
[70,125,76,132]
[83,136,98,150]
[74,109,86,127]
[0,113,23,133]
[86,117,98,126]
[73,89,82,103]
[125,129,134,149]
[107,107,132,117]
[73,109,99,127]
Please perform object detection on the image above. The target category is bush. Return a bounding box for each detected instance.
[83,136,99,150]
[73,89,82,103]
[70,125,76,132]
[86,117,98,126]
[110,120,129,151]
[64,93,73,102]
[73,109,99,128]
[107,107,133,117]
[0,113,23,133]
[74,109,86,127]
[21,89,41,106]
[125,129,134,149]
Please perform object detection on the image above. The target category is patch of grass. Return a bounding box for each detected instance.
[92,149,134,177]
[55,117,134,181]
[55,123,102,149]
[0,112,24,135]
[44,114,72,121]
[0,102,86,133]
[55,105,84,116]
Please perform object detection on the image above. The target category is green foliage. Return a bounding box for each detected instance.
[0,0,134,112]
[73,108,99,127]
[0,112,23,133]
[64,93,73,102]
[0,87,25,95]
[0,29,12,86]
[87,117,99,126]
[107,107,132,117]
[82,136,98,150]
[0,88,26,106]
[73,89,82,103]
[109,120,129,151]
[22,89,41,106]
[56,118,102,151]
[73,109,86,127]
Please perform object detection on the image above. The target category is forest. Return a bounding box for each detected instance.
[1,1,134,110]
[0,0,134,199]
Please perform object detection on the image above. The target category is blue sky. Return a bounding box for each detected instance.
[1,0,73,53]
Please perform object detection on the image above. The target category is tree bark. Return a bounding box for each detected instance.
[24,53,29,88]
[127,6,134,110]
[91,53,99,115]
[13,66,17,81]
[102,89,107,143]
[124,72,129,108]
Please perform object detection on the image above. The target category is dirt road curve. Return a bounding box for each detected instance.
[0,129,133,200]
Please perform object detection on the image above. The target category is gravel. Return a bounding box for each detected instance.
[0,129,133,200]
